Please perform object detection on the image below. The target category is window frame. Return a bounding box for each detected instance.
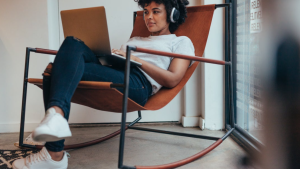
[225,0,264,153]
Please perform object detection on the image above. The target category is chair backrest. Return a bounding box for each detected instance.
[130,5,216,110]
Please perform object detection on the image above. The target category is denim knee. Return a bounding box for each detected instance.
[65,36,84,43]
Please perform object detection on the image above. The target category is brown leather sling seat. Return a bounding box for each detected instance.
[28,4,216,113]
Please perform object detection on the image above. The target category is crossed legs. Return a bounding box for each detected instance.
[41,36,152,159]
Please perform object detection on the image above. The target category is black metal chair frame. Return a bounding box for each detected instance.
[18,3,235,169]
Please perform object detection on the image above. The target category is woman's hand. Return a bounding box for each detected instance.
[111,49,138,61]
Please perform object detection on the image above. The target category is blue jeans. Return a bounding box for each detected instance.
[43,36,152,152]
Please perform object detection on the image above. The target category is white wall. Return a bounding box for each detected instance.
[181,0,204,127]
[182,0,225,130]
[0,0,50,133]
[47,0,60,61]
[202,0,225,130]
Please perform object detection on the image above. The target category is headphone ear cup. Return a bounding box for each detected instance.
[170,7,180,23]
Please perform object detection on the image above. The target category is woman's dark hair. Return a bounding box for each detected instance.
[134,0,189,33]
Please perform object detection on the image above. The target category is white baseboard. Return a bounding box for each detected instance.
[199,117,205,130]
[0,123,40,133]
[181,116,199,127]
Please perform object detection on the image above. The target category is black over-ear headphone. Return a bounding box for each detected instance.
[170,0,180,23]
[143,0,180,23]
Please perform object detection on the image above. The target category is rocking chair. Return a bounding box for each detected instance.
[19,3,235,169]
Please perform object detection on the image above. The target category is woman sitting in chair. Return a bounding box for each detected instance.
[13,0,194,168]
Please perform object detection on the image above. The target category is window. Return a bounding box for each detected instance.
[226,0,263,151]
[235,0,263,140]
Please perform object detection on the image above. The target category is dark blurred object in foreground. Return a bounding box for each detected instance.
[262,35,300,169]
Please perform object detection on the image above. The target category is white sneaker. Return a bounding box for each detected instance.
[12,147,68,169]
[32,108,72,142]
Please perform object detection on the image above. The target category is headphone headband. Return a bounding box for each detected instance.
[174,0,179,9]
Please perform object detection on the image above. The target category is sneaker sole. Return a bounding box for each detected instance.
[33,133,71,142]
[33,130,72,142]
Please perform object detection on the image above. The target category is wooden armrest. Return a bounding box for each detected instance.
[28,78,113,90]
[76,81,112,89]
[134,46,226,65]
[35,48,58,55]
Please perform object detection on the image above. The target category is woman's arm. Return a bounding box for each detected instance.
[135,57,190,88]
[112,49,190,88]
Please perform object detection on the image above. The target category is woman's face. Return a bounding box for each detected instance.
[144,2,170,35]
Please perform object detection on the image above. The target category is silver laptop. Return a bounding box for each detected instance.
[60,6,142,67]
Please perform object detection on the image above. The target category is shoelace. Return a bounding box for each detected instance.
[25,149,48,165]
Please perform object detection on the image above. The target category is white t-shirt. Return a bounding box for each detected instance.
[120,34,195,95]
